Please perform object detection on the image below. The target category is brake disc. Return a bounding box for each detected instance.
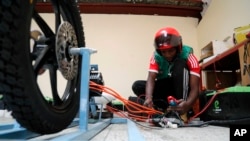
[56,22,79,80]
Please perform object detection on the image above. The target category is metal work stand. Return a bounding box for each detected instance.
[71,47,97,131]
[50,47,112,140]
[0,47,145,141]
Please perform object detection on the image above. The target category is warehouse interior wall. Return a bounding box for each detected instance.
[34,0,249,99]
[34,14,199,99]
[197,0,250,49]
[82,14,198,99]
[197,0,250,87]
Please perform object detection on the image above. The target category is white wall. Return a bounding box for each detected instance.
[197,0,250,87]
[35,14,199,99]
[82,14,198,98]
[197,0,250,48]
[36,0,250,100]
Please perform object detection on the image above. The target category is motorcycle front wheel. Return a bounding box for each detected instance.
[0,0,85,134]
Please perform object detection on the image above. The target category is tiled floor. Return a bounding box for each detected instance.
[0,116,229,141]
[90,121,229,141]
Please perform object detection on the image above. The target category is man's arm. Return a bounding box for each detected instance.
[170,74,200,114]
[143,72,157,107]
[185,74,200,111]
[179,53,201,113]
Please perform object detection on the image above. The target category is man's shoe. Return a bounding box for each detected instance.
[180,113,188,123]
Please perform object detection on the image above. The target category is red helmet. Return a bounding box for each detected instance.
[154,27,182,54]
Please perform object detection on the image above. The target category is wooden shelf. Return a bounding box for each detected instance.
[200,39,249,71]
[200,38,250,89]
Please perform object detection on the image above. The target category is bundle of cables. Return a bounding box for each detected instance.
[89,81,245,127]
[89,81,164,124]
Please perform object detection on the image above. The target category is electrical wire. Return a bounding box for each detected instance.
[188,90,219,122]
[188,88,228,123]
[203,117,250,125]
[213,63,222,89]
[89,81,210,128]
[90,80,212,127]
[243,41,250,77]
[89,81,164,123]
[89,81,250,128]
[89,86,161,129]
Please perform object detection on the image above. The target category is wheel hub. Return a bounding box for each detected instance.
[56,22,78,80]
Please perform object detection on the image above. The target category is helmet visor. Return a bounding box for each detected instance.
[155,34,181,50]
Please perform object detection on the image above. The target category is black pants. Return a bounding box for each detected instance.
[132,59,190,110]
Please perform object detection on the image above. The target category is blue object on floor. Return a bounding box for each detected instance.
[0,47,145,141]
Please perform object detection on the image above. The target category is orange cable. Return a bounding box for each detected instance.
[89,81,163,122]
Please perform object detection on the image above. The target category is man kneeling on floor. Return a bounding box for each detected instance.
[132,27,201,123]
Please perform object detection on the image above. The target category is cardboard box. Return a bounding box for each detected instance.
[200,40,229,60]
[234,24,250,44]
[234,24,250,86]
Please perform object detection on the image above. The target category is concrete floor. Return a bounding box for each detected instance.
[90,121,229,141]
[0,116,229,141]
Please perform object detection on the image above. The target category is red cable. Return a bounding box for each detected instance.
[188,89,224,122]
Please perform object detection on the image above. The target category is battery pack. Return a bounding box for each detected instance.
[199,86,250,125]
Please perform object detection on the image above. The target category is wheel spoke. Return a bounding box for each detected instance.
[33,45,51,75]
[47,64,63,105]
[32,10,54,37]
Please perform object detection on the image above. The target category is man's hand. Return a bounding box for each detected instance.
[143,98,153,108]
[167,99,190,115]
